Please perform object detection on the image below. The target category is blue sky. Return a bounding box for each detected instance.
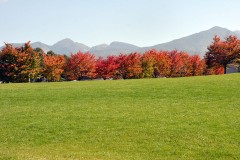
[1,0,240,47]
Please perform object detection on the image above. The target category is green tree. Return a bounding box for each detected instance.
[47,50,56,56]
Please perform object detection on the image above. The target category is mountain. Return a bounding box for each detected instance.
[88,44,108,56]
[89,41,140,57]
[51,38,90,55]
[31,42,50,53]
[234,30,240,35]
[141,26,240,57]
[1,26,239,57]
[0,39,90,55]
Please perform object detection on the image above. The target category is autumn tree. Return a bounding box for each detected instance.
[141,50,156,78]
[42,54,65,81]
[0,42,40,82]
[153,51,170,77]
[167,50,183,77]
[178,52,192,77]
[0,44,17,82]
[190,55,204,76]
[96,56,118,80]
[34,47,45,69]
[64,52,96,80]
[206,66,224,75]
[117,53,142,79]
[205,35,240,74]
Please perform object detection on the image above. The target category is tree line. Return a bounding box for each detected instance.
[0,35,239,83]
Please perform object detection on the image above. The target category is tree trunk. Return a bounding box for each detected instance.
[224,65,227,74]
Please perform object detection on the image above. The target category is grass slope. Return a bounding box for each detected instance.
[0,74,239,160]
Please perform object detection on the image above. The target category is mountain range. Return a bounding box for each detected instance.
[1,26,240,58]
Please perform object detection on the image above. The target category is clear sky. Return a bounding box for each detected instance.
[0,0,240,47]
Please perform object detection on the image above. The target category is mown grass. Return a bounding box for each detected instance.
[0,74,239,159]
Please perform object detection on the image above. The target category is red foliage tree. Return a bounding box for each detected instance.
[65,52,96,80]
[190,55,204,76]
[205,66,224,75]
[205,35,240,74]
[167,50,183,77]
[42,54,65,81]
[117,53,142,79]
[96,56,118,80]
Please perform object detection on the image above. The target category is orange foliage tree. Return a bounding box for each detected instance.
[178,51,192,77]
[64,52,96,80]
[42,54,65,81]
[153,51,170,77]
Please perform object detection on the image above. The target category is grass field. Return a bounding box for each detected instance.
[0,74,239,160]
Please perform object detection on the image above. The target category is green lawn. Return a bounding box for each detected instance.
[0,74,239,160]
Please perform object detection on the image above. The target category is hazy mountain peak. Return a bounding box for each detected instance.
[54,38,74,45]
[109,41,139,49]
[206,26,231,35]
[110,41,126,45]
[49,38,90,54]
[210,26,227,30]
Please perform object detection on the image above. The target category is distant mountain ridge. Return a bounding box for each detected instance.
[140,26,240,57]
[1,26,239,57]
[1,39,90,56]
[89,41,140,57]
